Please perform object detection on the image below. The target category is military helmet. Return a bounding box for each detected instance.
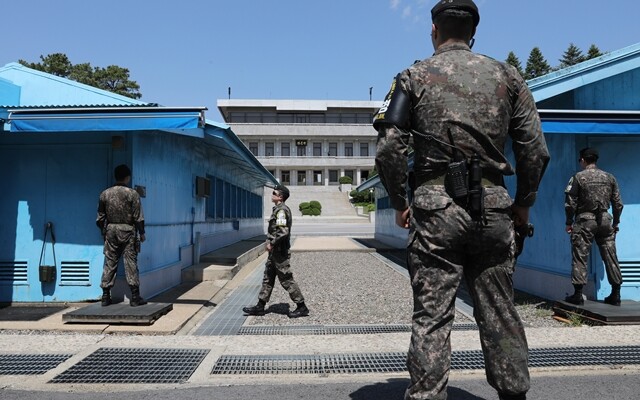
[431,0,480,27]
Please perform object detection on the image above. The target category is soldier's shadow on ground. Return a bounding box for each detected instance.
[266,302,290,315]
[349,379,486,400]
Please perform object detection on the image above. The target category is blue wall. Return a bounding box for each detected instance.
[1,129,266,302]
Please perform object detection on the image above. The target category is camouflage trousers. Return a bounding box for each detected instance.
[405,186,529,400]
[258,247,304,304]
[101,225,140,288]
[570,213,622,286]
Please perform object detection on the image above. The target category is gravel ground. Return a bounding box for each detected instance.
[247,251,568,328]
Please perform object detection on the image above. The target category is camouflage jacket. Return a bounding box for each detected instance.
[565,166,623,225]
[374,42,550,211]
[267,203,292,249]
[96,183,145,234]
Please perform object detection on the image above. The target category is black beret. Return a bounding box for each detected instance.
[580,147,599,159]
[431,0,480,27]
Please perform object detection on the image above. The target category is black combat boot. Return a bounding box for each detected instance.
[288,302,309,318]
[130,286,147,307]
[604,284,621,306]
[101,287,112,307]
[565,284,584,305]
[498,393,526,400]
[242,300,266,316]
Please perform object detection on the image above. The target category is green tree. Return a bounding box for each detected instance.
[585,44,604,60]
[505,51,524,76]
[559,43,585,68]
[524,47,551,80]
[19,53,142,99]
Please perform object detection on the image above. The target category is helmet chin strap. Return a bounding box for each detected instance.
[469,37,475,49]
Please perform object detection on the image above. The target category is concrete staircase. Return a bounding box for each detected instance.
[263,185,369,223]
[181,236,267,283]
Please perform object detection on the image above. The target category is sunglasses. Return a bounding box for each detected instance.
[272,191,281,196]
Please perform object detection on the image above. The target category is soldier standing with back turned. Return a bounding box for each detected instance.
[96,164,147,307]
[374,1,550,399]
[564,147,623,306]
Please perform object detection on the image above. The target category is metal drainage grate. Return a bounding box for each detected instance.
[212,352,407,375]
[50,348,209,384]
[238,323,476,336]
[211,345,640,375]
[0,354,72,375]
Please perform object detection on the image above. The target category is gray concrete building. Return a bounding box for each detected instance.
[217,99,382,186]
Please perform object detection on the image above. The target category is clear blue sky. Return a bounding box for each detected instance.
[3,0,639,121]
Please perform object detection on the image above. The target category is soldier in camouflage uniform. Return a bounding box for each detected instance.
[242,184,309,318]
[373,1,550,399]
[96,164,147,307]
[564,147,623,306]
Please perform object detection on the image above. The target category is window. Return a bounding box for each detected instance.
[297,171,307,185]
[357,113,373,123]
[278,113,294,123]
[281,170,290,184]
[249,142,258,156]
[313,170,323,185]
[265,142,274,157]
[328,142,337,156]
[297,144,306,157]
[345,170,354,181]
[344,142,353,157]
[313,142,322,156]
[329,170,339,184]
[341,113,356,123]
[360,142,369,157]
[281,142,290,156]
[246,112,261,123]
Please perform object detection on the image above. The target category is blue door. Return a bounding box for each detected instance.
[1,143,110,302]
[589,137,640,301]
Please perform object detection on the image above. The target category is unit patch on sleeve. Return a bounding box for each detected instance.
[276,210,287,226]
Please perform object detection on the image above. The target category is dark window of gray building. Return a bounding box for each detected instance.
[360,142,369,157]
[313,170,323,185]
[297,144,306,157]
[281,142,290,156]
[357,113,372,123]
[344,142,353,157]
[278,113,294,123]
[297,171,307,185]
[265,142,274,156]
[329,170,339,183]
[328,142,337,156]
[313,142,322,156]
[281,170,290,184]
[246,112,262,123]
[341,113,356,123]
[249,142,258,156]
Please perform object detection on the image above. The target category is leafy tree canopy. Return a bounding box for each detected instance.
[19,53,142,99]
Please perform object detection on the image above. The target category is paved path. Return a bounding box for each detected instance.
[1,236,640,399]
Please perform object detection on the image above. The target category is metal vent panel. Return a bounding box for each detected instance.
[0,261,28,283]
[50,348,209,384]
[0,354,72,375]
[620,261,640,283]
[60,260,91,285]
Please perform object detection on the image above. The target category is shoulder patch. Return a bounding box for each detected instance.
[275,210,287,227]
[564,176,574,193]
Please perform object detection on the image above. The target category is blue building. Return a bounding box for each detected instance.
[360,43,640,302]
[1,62,277,302]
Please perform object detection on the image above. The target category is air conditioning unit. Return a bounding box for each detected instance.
[195,176,211,198]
